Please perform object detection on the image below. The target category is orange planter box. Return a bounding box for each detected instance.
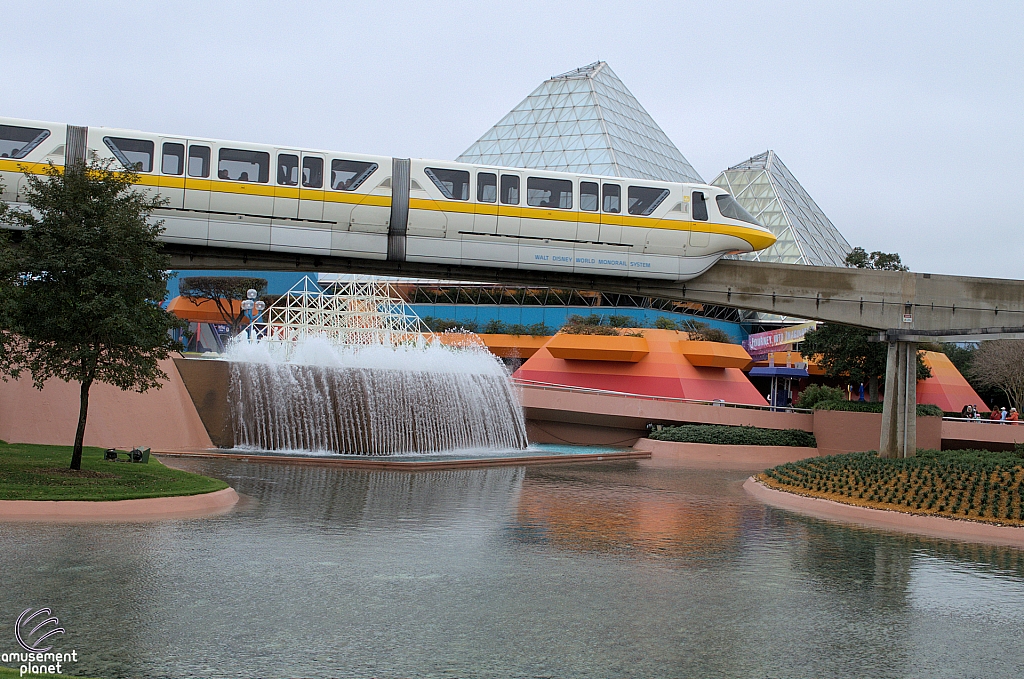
[546,334,649,362]
[677,340,752,369]
[478,334,551,359]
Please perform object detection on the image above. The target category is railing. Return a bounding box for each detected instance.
[513,378,814,414]
[942,416,1021,426]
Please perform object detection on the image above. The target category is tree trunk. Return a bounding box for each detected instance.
[70,377,93,471]
[868,375,879,402]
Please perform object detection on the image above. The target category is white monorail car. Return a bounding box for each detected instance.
[0,118,775,281]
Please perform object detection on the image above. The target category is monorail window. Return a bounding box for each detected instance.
[103,136,154,172]
[527,177,572,209]
[161,143,185,175]
[0,124,50,159]
[424,168,469,200]
[188,145,210,178]
[716,194,760,225]
[692,191,708,221]
[277,154,299,186]
[628,186,670,216]
[602,184,620,213]
[500,175,519,205]
[218,148,269,183]
[580,182,599,211]
[478,172,497,203]
[302,157,323,188]
[332,159,378,191]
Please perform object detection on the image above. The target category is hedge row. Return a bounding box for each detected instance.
[649,424,817,448]
[761,448,1024,524]
[794,384,944,417]
[812,400,945,417]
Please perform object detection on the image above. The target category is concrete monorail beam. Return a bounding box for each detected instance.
[163,244,1024,334]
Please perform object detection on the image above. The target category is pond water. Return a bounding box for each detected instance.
[2,455,1024,678]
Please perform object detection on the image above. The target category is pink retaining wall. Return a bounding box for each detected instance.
[523,386,953,454]
[634,438,819,471]
[0,358,213,451]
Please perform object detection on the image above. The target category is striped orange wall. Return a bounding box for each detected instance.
[514,329,768,405]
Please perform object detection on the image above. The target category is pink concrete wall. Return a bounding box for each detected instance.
[811,410,942,455]
[941,419,1024,450]
[634,438,819,471]
[521,386,814,433]
[0,358,213,451]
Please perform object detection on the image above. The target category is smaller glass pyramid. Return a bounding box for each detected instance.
[712,151,851,267]
[458,62,703,184]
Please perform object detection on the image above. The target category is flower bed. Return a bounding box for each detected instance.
[760,448,1024,525]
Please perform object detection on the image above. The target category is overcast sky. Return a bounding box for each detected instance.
[5,1,1022,278]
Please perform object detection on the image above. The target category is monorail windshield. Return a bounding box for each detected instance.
[716,194,761,226]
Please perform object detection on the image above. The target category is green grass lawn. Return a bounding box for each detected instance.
[0,441,227,501]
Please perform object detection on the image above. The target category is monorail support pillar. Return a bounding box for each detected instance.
[879,341,917,459]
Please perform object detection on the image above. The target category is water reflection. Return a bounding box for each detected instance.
[0,457,1022,678]
[513,463,746,559]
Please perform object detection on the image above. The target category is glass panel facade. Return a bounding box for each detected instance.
[711,150,852,266]
[457,61,703,184]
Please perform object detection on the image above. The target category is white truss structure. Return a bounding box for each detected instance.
[258,275,432,348]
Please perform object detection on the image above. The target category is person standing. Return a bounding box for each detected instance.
[1008,408,1019,424]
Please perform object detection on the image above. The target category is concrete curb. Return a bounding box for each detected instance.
[0,487,239,522]
[156,449,650,470]
[744,477,1024,548]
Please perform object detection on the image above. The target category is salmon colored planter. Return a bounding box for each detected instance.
[545,334,649,362]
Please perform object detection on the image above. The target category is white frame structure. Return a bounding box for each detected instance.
[259,275,431,349]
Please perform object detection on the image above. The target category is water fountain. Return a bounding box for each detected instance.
[223,276,528,455]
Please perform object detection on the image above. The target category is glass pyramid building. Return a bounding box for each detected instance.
[457,62,703,184]
[711,151,851,266]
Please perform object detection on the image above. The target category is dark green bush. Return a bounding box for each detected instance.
[813,400,944,417]
[422,316,478,333]
[650,424,816,448]
[795,384,846,409]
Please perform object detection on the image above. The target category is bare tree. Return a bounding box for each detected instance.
[179,276,267,336]
[969,340,1024,412]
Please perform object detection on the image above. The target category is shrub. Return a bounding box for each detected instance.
[812,400,944,417]
[561,314,621,336]
[422,316,478,333]
[650,424,816,448]
[679,320,733,344]
[608,314,632,328]
[795,384,846,409]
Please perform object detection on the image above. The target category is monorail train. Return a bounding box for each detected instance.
[0,117,775,281]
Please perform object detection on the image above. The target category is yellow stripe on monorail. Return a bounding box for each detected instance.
[1,159,775,251]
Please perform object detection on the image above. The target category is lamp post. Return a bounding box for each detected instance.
[240,288,266,340]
